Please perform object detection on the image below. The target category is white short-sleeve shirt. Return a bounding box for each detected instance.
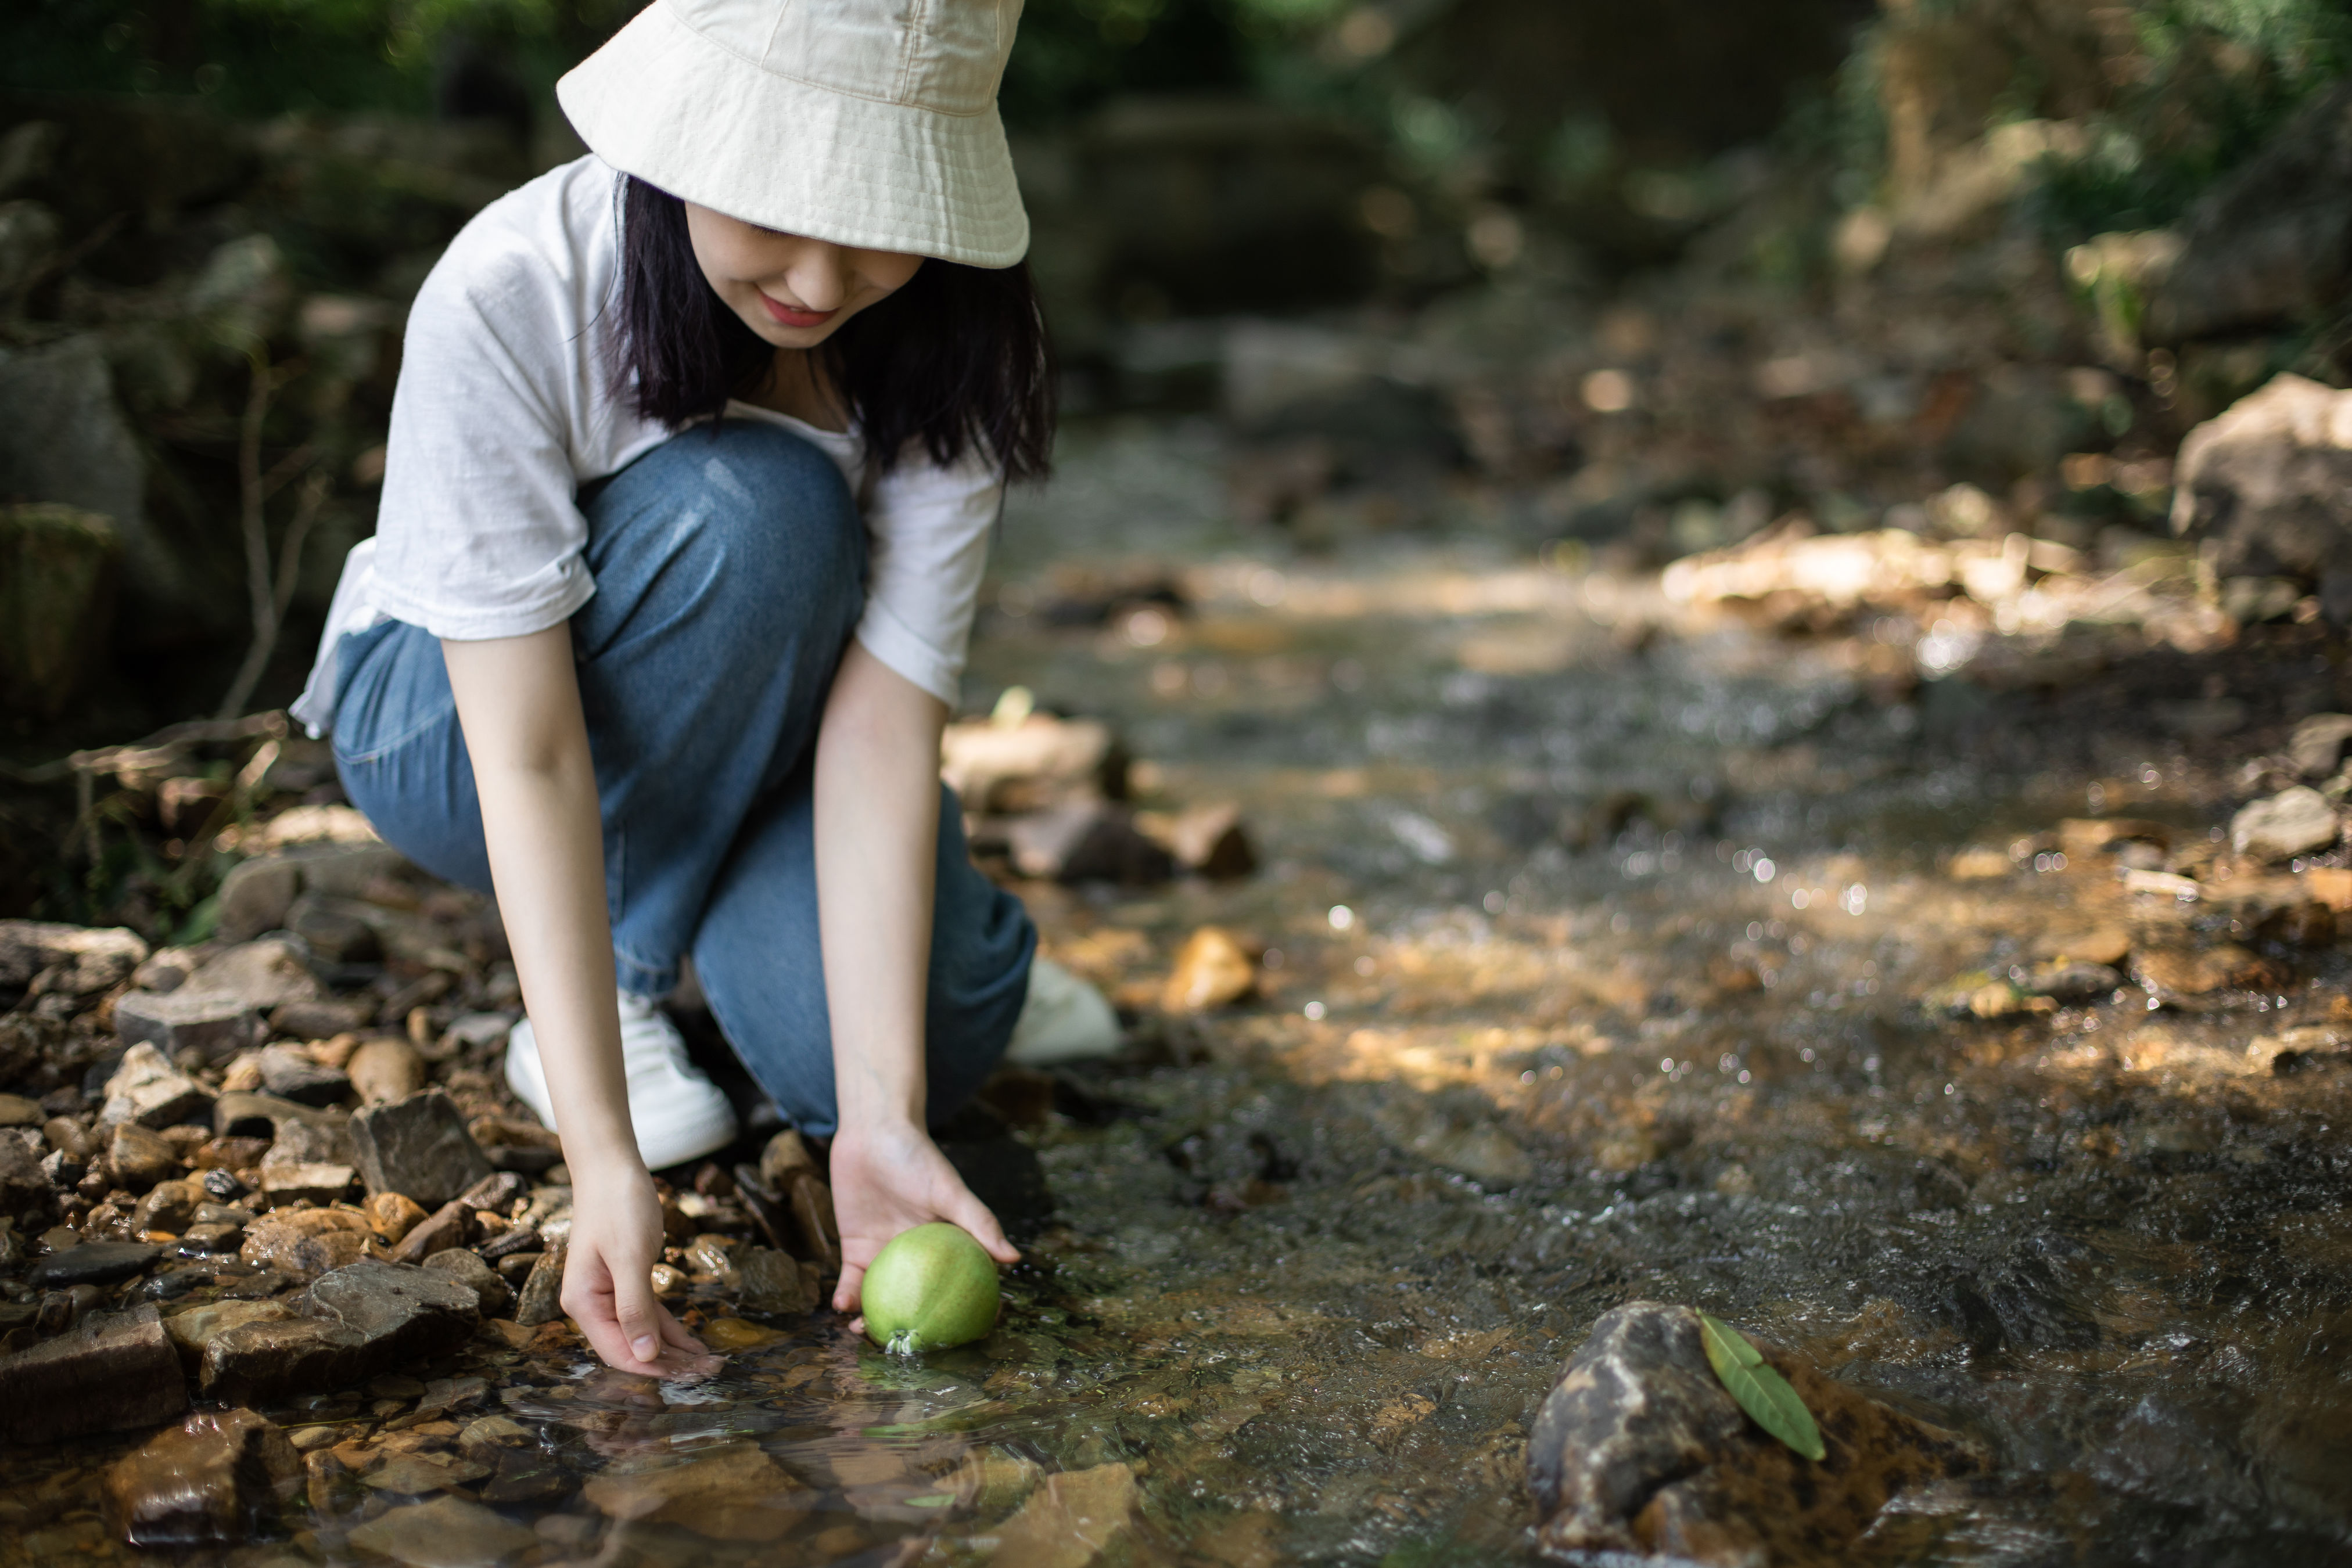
[291,154,1001,735]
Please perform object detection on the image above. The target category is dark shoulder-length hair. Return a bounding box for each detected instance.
[608,175,1054,481]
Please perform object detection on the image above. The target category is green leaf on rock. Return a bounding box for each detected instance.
[1698,1312,1826,1462]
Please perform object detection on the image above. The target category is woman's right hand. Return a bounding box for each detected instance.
[561,1164,716,1378]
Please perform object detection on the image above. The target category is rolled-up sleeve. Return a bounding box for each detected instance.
[367,235,596,642]
[853,445,1003,705]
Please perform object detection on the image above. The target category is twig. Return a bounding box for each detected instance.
[0,711,288,787]
[216,352,325,722]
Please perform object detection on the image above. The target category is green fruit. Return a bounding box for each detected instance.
[862,1222,1000,1354]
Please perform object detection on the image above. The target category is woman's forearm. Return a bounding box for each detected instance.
[440,630,638,1169]
[812,640,949,1134]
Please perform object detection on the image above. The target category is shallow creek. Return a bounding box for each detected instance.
[10,416,2352,1566]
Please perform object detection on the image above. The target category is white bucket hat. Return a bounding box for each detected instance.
[556,0,1030,268]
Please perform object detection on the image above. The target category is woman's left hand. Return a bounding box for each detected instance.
[827,1117,1019,1313]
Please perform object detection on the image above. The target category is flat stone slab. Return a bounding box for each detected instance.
[202,1259,478,1404]
[0,1303,188,1444]
[25,1240,160,1289]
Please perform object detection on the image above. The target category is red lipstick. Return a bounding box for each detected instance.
[759,292,834,329]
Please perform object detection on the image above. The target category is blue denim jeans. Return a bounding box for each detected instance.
[329,420,1035,1137]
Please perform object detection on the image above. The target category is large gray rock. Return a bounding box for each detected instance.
[350,1090,493,1208]
[102,1409,301,1549]
[2171,375,2352,619]
[0,1302,188,1443]
[1528,1302,1983,1565]
[116,937,324,1064]
[200,1260,478,1403]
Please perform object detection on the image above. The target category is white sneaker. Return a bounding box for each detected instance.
[504,991,739,1170]
[1005,956,1122,1066]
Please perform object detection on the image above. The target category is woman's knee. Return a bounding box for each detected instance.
[586,421,865,637]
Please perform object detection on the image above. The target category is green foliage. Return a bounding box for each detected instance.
[1698,1311,1826,1462]
[2037,0,2352,239]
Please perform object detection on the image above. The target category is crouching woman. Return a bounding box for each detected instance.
[291,0,1064,1373]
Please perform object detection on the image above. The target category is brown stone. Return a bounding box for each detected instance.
[345,1494,536,1563]
[757,1128,817,1190]
[784,1170,841,1273]
[347,1037,426,1106]
[731,1246,817,1315]
[584,1442,811,1541]
[162,1299,295,1366]
[989,1462,1140,1568]
[130,1177,204,1233]
[364,1191,429,1246]
[0,920,148,997]
[422,1249,513,1317]
[0,1130,48,1214]
[257,1163,355,1209]
[1528,1301,1984,1565]
[101,1409,300,1548]
[1161,925,1259,1012]
[1141,801,1258,879]
[0,1303,188,1443]
[514,1245,566,1328]
[270,997,377,1040]
[350,1090,493,1208]
[106,1120,183,1192]
[238,1207,382,1280]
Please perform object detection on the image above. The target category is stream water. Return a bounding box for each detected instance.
[7,415,2349,1566]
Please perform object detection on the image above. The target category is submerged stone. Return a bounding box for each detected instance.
[0,1302,188,1443]
[345,1493,537,1567]
[100,1409,299,1548]
[584,1442,810,1542]
[202,1259,477,1403]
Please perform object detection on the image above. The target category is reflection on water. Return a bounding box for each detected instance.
[8,419,2352,1565]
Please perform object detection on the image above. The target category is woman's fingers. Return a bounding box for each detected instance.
[609,1266,666,1368]
[833,1259,867,1314]
[946,1191,1019,1265]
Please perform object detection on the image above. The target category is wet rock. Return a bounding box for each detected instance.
[456,1414,532,1464]
[1379,1101,1534,1187]
[0,920,148,998]
[2171,375,2352,618]
[238,1207,380,1279]
[366,1451,491,1494]
[1162,925,1259,1013]
[162,1299,294,1366]
[514,1243,566,1327]
[364,1190,429,1245]
[348,1037,425,1105]
[730,1246,817,1315]
[784,1170,844,1271]
[2023,961,2123,1004]
[392,1198,471,1265]
[989,1461,1139,1568]
[1007,802,1175,884]
[202,1259,478,1403]
[99,1043,214,1130]
[346,1494,537,1567]
[351,1090,494,1207]
[256,1044,350,1109]
[423,1249,513,1316]
[107,1120,184,1191]
[26,1240,159,1288]
[2232,786,2339,861]
[584,1441,811,1541]
[0,1302,188,1443]
[1527,1301,1984,1564]
[102,1409,300,1548]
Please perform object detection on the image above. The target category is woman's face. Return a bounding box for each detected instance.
[684,202,924,347]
